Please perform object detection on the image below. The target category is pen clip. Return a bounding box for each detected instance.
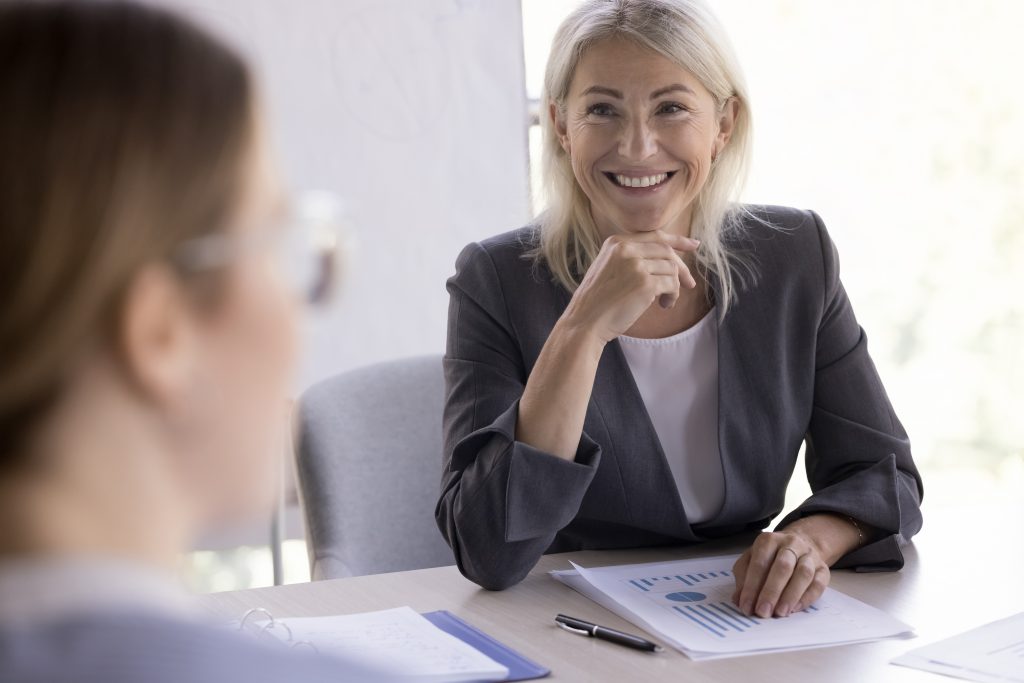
[556,620,592,636]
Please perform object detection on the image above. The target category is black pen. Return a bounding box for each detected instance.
[555,614,663,653]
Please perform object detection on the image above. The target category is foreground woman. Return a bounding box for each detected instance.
[438,0,923,620]
[0,3,384,680]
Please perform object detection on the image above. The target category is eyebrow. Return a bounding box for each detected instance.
[650,83,695,98]
[581,85,623,98]
[580,83,696,99]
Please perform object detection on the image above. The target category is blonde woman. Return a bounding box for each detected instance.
[0,3,386,680]
[437,0,923,621]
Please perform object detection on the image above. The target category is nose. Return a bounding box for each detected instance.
[619,116,658,161]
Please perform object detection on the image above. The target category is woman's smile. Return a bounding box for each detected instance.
[603,169,678,194]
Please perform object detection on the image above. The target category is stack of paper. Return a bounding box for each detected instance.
[892,611,1024,682]
[551,554,914,660]
[251,606,509,681]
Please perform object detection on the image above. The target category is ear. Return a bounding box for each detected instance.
[549,100,571,154]
[714,96,739,157]
[116,263,200,410]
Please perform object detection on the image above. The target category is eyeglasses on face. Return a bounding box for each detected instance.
[172,190,350,308]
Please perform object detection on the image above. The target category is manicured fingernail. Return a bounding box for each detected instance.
[757,602,772,618]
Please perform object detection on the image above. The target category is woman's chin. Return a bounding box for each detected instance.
[615,221,667,235]
[603,208,671,234]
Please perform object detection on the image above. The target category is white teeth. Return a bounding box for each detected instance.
[614,173,669,188]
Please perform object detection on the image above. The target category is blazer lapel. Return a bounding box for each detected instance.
[550,284,692,539]
[598,338,697,540]
[709,283,749,527]
[703,266,782,530]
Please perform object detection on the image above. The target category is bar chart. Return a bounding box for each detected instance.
[621,565,822,640]
[628,570,731,592]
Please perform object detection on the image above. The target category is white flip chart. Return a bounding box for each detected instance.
[158,0,531,387]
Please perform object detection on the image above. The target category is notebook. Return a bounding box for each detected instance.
[234,605,548,681]
[423,611,549,681]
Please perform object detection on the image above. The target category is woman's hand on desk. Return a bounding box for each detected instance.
[561,231,699,343]
[730,514,866,619]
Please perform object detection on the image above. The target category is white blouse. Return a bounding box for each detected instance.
[618,308,724,524]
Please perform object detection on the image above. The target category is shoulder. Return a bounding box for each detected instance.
[454,225,540,272]
[730,204,841,287]
[732,204,830,255]
[449,224,551,298]
[718,204,848,317]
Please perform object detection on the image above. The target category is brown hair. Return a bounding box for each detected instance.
[0,1,255,463]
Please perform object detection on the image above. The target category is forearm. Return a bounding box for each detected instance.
[516,317,605,460]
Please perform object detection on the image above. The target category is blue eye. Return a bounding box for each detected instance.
[587,103,615,117]
[658,102,688,115]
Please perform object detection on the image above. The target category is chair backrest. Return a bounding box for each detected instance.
[294,354,454,580]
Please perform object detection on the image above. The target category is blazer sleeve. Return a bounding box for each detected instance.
[776,211,924,571]
[435,241,603,590]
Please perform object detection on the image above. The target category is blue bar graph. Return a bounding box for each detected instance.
[627,569,734,593]
[673,602,763,638]
[709,603,757,629]
[719,602,760,627]
[674,606,725,638]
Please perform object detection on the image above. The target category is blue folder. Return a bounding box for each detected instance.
[422,610,550,681]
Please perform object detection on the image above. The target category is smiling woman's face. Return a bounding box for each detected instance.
[553,36,734,238]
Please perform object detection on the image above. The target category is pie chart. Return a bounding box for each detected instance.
[665,591,706,603]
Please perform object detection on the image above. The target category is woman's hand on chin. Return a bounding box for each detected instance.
[561,230,700,344]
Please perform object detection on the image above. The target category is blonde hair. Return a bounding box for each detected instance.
[534,0,755,315]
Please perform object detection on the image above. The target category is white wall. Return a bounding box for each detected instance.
[163,0,532,390]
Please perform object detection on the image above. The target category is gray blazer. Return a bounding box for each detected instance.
[436,205,923,591]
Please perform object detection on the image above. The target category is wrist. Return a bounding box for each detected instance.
[784,514,860,566]
[552,313,607,361]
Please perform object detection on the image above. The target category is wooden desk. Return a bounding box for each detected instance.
[199,504,1022,682]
